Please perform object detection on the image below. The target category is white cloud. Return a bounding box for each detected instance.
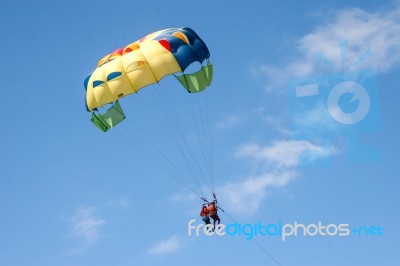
[252,64,291,93]
[292,100,337,130]
[147,236,180,255]
[69,207,105,251]
[218,139,334,215]
[216,107,266,130]
[236,140,334,168]
[219,171,296,214]
[106,195,131,208]
[169,192,198,203]
[255,3,400,92]
[216,114,246,129]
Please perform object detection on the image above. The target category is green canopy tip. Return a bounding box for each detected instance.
[90,101,126,132]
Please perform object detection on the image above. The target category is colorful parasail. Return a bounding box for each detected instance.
[84,27,213,132]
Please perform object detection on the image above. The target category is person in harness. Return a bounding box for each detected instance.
[200,204,211,225]
[207,200,220,228]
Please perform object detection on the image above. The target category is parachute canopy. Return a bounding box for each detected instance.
[84,27,213,131]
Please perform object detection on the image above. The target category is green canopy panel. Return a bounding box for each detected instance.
[91,101,126,132]
[175,63,213,93]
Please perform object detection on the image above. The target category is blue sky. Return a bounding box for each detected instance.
[1,0,400,265]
